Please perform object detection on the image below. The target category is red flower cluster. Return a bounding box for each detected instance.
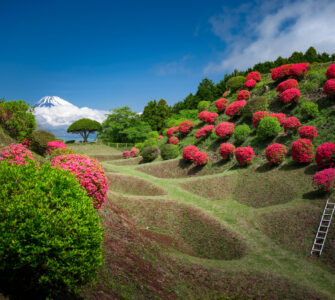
[270,113,286,125]
[182,145,199,161]
[130,147,140,157]
[323,79,335,97]
[122,150,131,159]
[315,142,335,169]
[178,121,194,134]
[279,88,301,104]
[219,143,235,160]
[265,143,287,165]
[237,90,251,101]
[313,168,335,192]
[215,98,228,112]
[246,71,261,82]
[215,122,234,139]
[253,111,270,128]
[158,135,163,139]
[169,136,179,144]
[298,125,317,140]
[276,79,299,93]
[326,64,335,79]
[23,138,30,148]
[46,140,67,154]
[225,100,246,117]
[271,64,292,81]
[0,143,35,165]
[166,126,179,138]
[283,116,301,133]
[195,125,214,139]
[245,79,257,89]
[203,112,219,124]
[193,151,209,165]
[222,91,229,97]
[235,146,254,166]
[291,139,314,163]
[271,63,310,81]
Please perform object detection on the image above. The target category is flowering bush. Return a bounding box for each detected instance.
[222,91,229,97]
[23,138,30,148]
[252,111,270,128]
[323,79,335,97]
[235,146,254,166]
[245,79,257,89]
[51,154,108,209]
[193,151,209,165]
[313,168,335,192]
[46,140,67,154]
[315,142,335,169]
[289,63,310,79]
[283,116,301,133]
[298,125,317,140]
[326,64,335,79]
[169,136,179,145]
[166,126,179,138]
[130,147,140,157]
[219,143,235,160]
[122,150,131,159]
[237,90,251,101]
[271,64,292,81]
[182,145,199,161]
[198,110,208,121]
[215,122,234,139]
[195,125,214,139]
[270,113,286,125]
[265,143,287,165]
[178,121,194,134]
[203,112,219,124]
[246,71,261,82]
[158,135,163,139]
[291,139,314,163]
[225,100,246,117]
[279,88,301,104]
[276,79,299,93]
[0,143,35,165]
[48,147,76,158]
[215,98,228,112]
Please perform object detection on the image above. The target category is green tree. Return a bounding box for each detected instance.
[288,51,305,63]
[304,46,318,63]
[141,99,171,131]
[196,78,218,102]
[67,118,102,143]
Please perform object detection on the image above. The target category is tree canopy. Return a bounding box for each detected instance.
[67,118,102,142]
[141,99,171,132]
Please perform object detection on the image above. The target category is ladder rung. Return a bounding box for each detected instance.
[324,213,332,215]
[314,242,323,245]
[319,231,327,233]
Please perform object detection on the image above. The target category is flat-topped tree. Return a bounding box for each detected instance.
[67,118,102,143]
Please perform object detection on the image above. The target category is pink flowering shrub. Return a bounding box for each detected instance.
[323,79,335,97]
[265,143,287,165]
[198,110,208,121]
[245,79,257,89]
[326,64,335,79]
[283,116,301,133]
[276,79,299,93]
[158,135,163,139]
[289,63,310,79]
[298,125,317,140]
[122,150,131,159]
[222,91,229,97]
[253,111,270,128]
[195,125,214,139]
[178,121,194,134]
[46,140,67,154]
[130,147,140,157]
[315,142,335,169]
[313,168,335,192]
[279,88,301,104]
[215,122,234,139]
[271,64,292,81]
[51,154,108,209]
[270,113,286,125]
[169,136,179,145]
[215,98,228,112]
[291,139,314,163]
[199,111,219,124]
[235,146,254,166]
[0,143,35,165]
[193,151,209,165]
[219,143,235,160]
[182,145,199,161]
[237,90,251,101]
[246,71,261,82]
[166,126,179,138]
[225,100,246,117]
[23,138,30,148]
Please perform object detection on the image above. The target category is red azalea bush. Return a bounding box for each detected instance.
[291,139,314,163]
[279,88,301,104]
[122,150,131,159]
[219,143,235,160]
[193,151,209,165]
[271,64,292,81]
[215,122,234,139]
[166,126,179,138]
[198,110,208,121]
[245,79,257,89]
[283,116,301,133]
[235,146,254,166]
[276,79,299,93]
[130,147,140,157]
[237,90,251,101]
[215,98,228,112]
[298,125,318,140]
[182,145,199,161]
[195,125,214,139]
[253,111,270,128]
[158,135,163,139]
[204,112,219,124]
[313,168,335,192]
[315,142,335,169]
[246,71,261,82]
[326,64,335,79]
[51,154,108,209]
[323,79,335,97]
[0,143,35,165]
[225,100,246,117]
[23,138,30,148]
[169,136,179,145]
[179,121,194,134]
[46,140,67,154]
[270,113,286,125]
[289,63,311,79]
[265,143,287,165]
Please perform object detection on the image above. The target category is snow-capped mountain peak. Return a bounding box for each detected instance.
[35,96,74,108]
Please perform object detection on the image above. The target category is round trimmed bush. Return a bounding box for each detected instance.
[226,76,246,92]
[272,64,292,81]
[298,125,317,140]
[300,102,319,119]
[265,143,287,165]
[256,116,281,140]
[252,111,270,128]
[193,151,209,165]
[313,168,335,192]
[242,96,268,118]
[283,116,301,133]
[141,146,159,163]
[143,137,158,148]
[270,113,286,125]
[215,122,234,139]
[225,100,246,117]
[315,142,335,169]
[326,64,335,79]
[197,100,211,112]
[30,129,57,155]
[178,120,194,134]
[237,90,251,101]
[199,111,218,124]
[276,79,299,93]
[289,63,310,79]
[122,150,131,159]
[215,98,228,112]
[245,79,257,89]
[183,145,198,161]
[323,79,335,97]
[235,146,254,166]
[219,143,235,160]
[291,139,314,163]
[233,124,251,143]
[135,142,144,151]
[246,71,261,82]
[160,144,179,160]
[0,162,103,298]
[169,136,179,145]
[279,88,301,104]
[166,126,179,138]
[130,147,140,157]
[195,125,214,139]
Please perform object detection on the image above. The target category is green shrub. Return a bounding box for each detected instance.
[226,76,246,92]
[30,129,57,155]
[160,144,179,160]
[197,101,211,112]
[143,137,158,148]
[65,140,75,144]
[242,96,269,118]
[300,102,319,119]
[257,116,281,140]
[147,131,159,139]
[233,124,252,143]
[141,146,159,162]
[0,162,103,298]
[135,142,144,151]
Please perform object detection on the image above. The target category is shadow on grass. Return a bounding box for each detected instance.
[304,164,318,175]
[317,96,334,110]
[187,164,205,175]
[279,161,308,171]
[303,190,328,200]
[255,162,275,173]
[213,158,231,167]
[209,138,223,152]
[178,159,192,169]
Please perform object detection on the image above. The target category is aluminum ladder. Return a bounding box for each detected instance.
[310,197,335,256]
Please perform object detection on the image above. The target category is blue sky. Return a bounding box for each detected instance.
[1,0,335,112]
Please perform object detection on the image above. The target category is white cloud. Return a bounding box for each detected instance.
[205,0,335,74]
